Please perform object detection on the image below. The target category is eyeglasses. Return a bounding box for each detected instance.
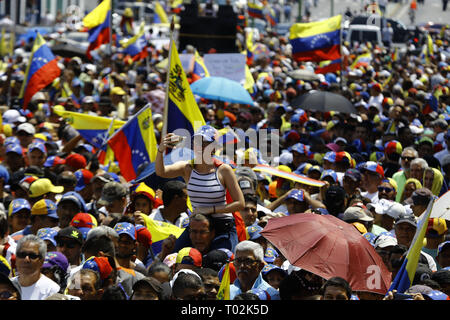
[16,251,41,260]
[401,156,416,161]
[378,187,394,193]
[234,258,259,266]
[57,240,79,249]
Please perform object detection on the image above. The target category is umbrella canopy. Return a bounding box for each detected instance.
[288,69,320,81]
[430,190,450,220]
[190,76,255,106]
[261,213,392,295]
[292,91,357,114]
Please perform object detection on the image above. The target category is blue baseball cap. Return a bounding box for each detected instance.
[5,143,23,155]
[42,251,69,273]
[27,141,47,154]
[0,165,9,184]
[8,198,31,217]
[264,247,279,263]
[37,228,58,247]
[192,125,218,142]
[114,222,137,240]
[246,224,263,241]
[323,151,336,163]
[262,264,287,277]
[286,189,305,202]
[321,169,338,183]
[44,155,66,168]
[291,143,307,154]
[438,241,450,255]
[4,136,20,146]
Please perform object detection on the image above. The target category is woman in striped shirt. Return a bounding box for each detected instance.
[155,125,245,253]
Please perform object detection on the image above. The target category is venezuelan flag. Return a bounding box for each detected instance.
[171,0,183,14]
[107,105,158,181]
[121,22,148,62]
[140,213,185,256]
[218,127,239,145]
[19,32,60,110]
[315,58,341,74]
[191,51,209,82]
[265,6,278,27]
[387,199,435,293]
[289,15,342,62]
[154,1,169,24]
[54,109,125,149]
[248,2,264,19]
[83,0,111,60]
[165,39,206,136]
[216,263,231,300]
[350,52,372,70]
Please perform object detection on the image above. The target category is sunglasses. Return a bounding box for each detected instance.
[378,187,394,193]
[16,251,41,260]
[57,240,79,249]
[401,156,416,161]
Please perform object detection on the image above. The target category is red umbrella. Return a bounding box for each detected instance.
[260,213,392,295]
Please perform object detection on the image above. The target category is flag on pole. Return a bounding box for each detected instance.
[265,5,278,27]
[164,35,206,136]
[350,52,372,69]
[216,263,231,300]
[289,15,342,62]
[19,32,61,110]
[83,0,111,60]
[387,198,435,293]
[191,51,209,82]
[107,105,158,181]
[247,2,264,19]
[120,21,149,62]
[54,109,125,149]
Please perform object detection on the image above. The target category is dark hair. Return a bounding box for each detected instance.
[431,269,450,286]
[148,262,172,280]
[233,292,260,300]
[189,213,214,231]
[171,273,204,299]
[162,180,187,206]
[0,213,8,238]
[244,193,258,206]
[320,276,352,298]
[82,235,116,257]
[195,267,218,281]
[101,285,128,300]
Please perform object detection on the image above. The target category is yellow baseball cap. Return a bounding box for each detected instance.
[29,178,64,198]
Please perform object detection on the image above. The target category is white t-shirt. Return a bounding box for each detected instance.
[13,274,60,300]
[149,206,189,228]
[361,191,379,204]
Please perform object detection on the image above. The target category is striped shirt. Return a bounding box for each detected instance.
[187,166,230,218]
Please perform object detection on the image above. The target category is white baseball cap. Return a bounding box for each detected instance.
[375,234,398,249]
[3,109,26,125]
[372,199,406,220]
[16,123,36,135]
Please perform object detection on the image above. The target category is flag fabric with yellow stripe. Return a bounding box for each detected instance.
[54,109,125,149]
[191,50,210,82]
[154,1,169,23]
[165,39,206,136]
[83,0,111,60]
[289,15,342,62]
[216,263,231,300]
[350,52,372,69]
[19,32,61,110]
[387,198,435,293]
[107,105,158,181]
[140,212,185,255]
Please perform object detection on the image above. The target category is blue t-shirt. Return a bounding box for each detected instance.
[230,273,280,300]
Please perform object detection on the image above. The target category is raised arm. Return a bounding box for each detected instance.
[155,133,189,179]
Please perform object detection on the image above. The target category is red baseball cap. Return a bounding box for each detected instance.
[65,153,87,170]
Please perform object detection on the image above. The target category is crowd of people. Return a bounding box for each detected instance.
[0,1,450,301]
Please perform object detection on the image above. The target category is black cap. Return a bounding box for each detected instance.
[132,277,162,295]
[55,226,83,245]
[202,249,229,272]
